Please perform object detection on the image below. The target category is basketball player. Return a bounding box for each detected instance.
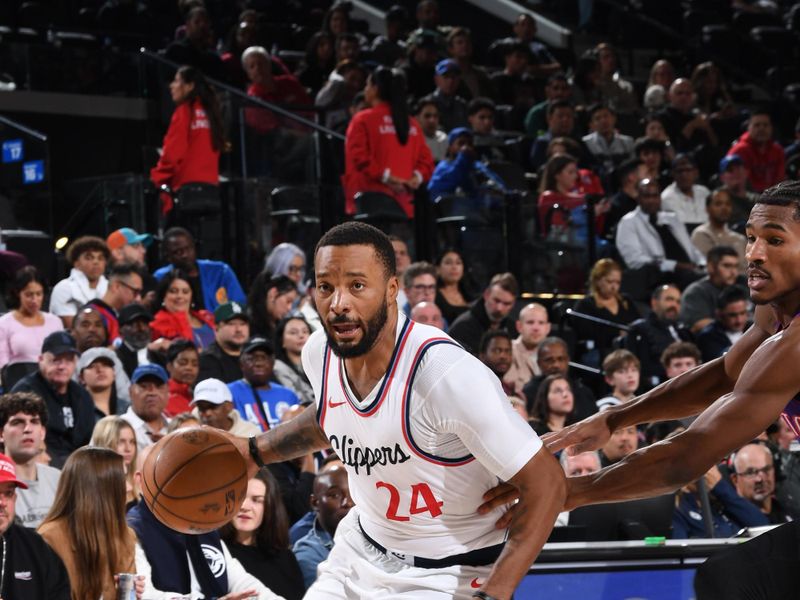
[231,222,565,600]
[484,180,800,598]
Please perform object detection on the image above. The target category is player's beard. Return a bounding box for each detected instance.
[325,299,389,358]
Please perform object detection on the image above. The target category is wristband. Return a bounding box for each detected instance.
[472,593,500,600]
[248,435,267,469]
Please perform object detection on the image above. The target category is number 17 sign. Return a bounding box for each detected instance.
[2,139,23,163]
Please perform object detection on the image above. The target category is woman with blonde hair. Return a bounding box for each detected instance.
[91,416,139,506]
[571,258,640,367]
[38,447,143,600]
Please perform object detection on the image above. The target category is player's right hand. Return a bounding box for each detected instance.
[541,411,613,455]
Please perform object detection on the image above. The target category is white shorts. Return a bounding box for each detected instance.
[304,509,494,600]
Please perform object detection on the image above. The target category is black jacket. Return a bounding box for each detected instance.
[12,372,95,468]
[624,313,693,391]
[198,342,243,384]
[695,320,741,363]
[3,523,71,599]
[116,343,165,380]
[448,299,516,357]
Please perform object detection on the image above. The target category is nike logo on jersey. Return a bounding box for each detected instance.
[328,398,347,408]
[470,577,483,589]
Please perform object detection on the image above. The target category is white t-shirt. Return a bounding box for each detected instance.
[49,268,109,317]
[302,314,542,558]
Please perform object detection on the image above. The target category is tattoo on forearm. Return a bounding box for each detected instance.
[262,407,329,462]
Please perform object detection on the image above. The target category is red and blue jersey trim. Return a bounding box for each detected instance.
[400,338,475,466]
[316,345,333,428]
[336,317,414,417]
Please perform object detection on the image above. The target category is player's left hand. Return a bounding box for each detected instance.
[477,482,519,529]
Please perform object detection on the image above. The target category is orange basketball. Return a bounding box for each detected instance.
[140,426,249,534]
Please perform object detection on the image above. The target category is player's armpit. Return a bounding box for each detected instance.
[254,404,330,468]
[478,450,565,600]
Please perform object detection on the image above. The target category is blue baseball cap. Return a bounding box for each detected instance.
[435,58,460,76]
[447,126,473,145]
[719,154,744,173]
[106,227,153,251]
[131,364,168,384]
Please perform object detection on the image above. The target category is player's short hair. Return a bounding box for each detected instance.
[315,222,396,280]
[66,236,110,265]
[487,272,519,297]
[602,349,640,376]
[717,285,748,310]
[0,392,48,429]
[660,341,701,369]
[403,262,436,288]
[755,180,800,221]
[706,245,738,265]
[479,329,512,355]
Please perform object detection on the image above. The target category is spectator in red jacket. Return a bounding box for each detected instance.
[342,66,435,217]
[150,66,225,213]
[242,46,313,134]
[727,109,785,193]
[150,271,216,350]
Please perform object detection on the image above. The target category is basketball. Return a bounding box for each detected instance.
[140,426,249,534]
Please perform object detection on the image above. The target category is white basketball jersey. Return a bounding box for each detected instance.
[303,315,542,559]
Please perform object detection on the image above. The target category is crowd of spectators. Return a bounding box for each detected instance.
[2,0,800,597]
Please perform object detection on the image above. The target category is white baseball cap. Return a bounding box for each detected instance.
[191,378,233,406]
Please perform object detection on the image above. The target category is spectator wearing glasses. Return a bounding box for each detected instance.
[672,461,768,539]
[88,263,144,345]
[401,261,437,317]
[730,443,791,525]
[265,244,307,294]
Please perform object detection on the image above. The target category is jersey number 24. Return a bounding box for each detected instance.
[376,481,444,521]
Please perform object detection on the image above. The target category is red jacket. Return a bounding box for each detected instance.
[150,98,220,211]
[728,132,785,193]
[166,379,192,417]
[342,102,434,217]
[245,78,313,134]
[150,308,215,343]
